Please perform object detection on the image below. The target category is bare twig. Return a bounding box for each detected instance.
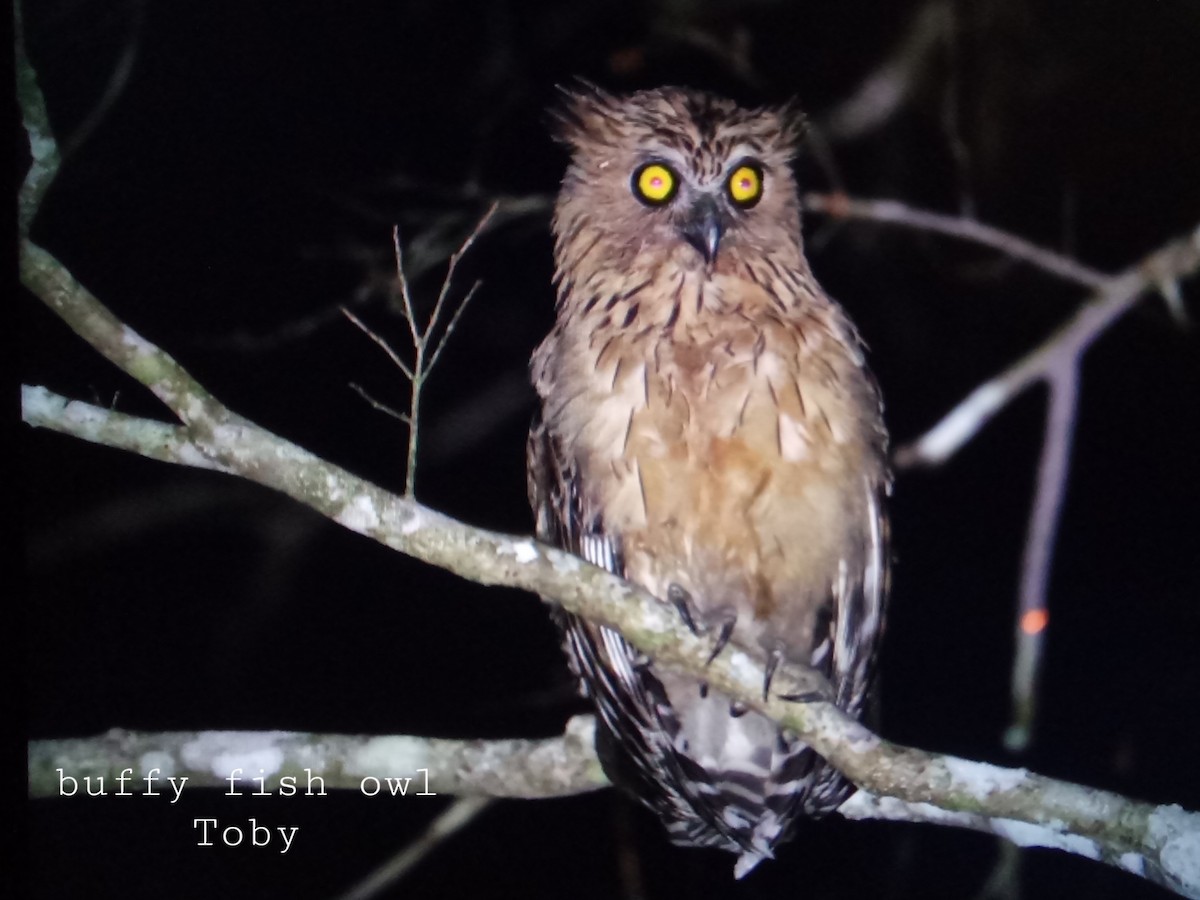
[1004,361,1077,752]
[342,306,416,380]
[823,1,952,141]
[348,381,412,424]
[805,188,1200,749]
[59,2,146,161]
[894,221,1199,746]
[334,797,495,900]
[652,23,767,92]
[803,192,1111,289]
[894,227,1200,467]
[343,206,496,496]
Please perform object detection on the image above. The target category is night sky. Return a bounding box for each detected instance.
[21,1,1200,898]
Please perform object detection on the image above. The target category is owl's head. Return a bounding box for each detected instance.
[550,84,807,277]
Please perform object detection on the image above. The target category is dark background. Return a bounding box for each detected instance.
[21,1,1200,898]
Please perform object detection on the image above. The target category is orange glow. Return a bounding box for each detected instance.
[1021,609,1049,635]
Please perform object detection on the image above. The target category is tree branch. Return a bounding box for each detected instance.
[807,192,1200,752]
[28,717,607,801]
[20,365,1200,897]
[893,225,1200,468]
[803,192,1111,289]
[333,796,496,900]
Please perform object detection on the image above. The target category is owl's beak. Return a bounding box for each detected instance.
[680,195,724,264]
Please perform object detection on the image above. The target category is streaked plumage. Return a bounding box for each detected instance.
[527,84,890,876]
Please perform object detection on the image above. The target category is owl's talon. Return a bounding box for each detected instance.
[667,583,701,635]
[763,648,783,701]
[777,676,834,705]
[706,615,737,666]
[777,690,827,704]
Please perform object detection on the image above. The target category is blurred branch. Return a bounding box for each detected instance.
[896,225,1200,747]
[803,192,1110,289]
[802,190,1200,468]
[652,1,949,144]
[822,1,951,142]
[58,0,145,160]
[195,186,546,355]
[806,189,1200,749]
[1004,359,1076,752]
[651,22,766,92]
[334,796,496,900]
[16,3,61,237]
[891,226,1199,467]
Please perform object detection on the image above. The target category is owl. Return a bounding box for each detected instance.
[527,84,889,876]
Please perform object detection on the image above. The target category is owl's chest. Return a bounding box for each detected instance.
[567,320,768,471]
[564,316,864,520]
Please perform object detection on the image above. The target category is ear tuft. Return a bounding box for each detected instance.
[771,98,810,158]
[547,79,622,149]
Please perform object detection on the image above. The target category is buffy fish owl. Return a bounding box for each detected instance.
[527,84,889,876]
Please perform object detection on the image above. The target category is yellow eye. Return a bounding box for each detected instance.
[632,162,678,205]
[727,163,763,208]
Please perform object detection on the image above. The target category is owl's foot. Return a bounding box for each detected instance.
[666,584,738,682]
[763,648,783,701]
[705,614,737,666]
[668,584,714,698]
[666,583,701,635]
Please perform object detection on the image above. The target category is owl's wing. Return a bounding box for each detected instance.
[526,411,712,829]
[833,475,890,714]
[786,471,890,820]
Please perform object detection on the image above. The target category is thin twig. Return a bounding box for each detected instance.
[823,1,951,141]
[334,797,494,900]
[342,203,498,496]
[426,203,496,342]
[896,225,1200,468]
[804,190,1200,751]
[890,222,1200,748]
[425,279,482,374]
[59,2,146,161]
[1004,361,1078,752]
[341,307,415,381]
[393,226,421,349]
[803,192,1111,289]
[348,382,411,425]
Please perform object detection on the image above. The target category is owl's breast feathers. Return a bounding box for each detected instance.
[529,259,889,871]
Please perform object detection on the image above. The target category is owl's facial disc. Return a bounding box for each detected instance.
[679,193,726,265]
